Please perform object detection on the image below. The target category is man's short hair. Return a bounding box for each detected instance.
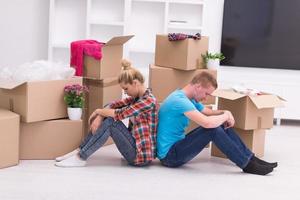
[190,72,218,88]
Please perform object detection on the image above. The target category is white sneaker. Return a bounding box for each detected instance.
[55,154,86,167]
[55,148,80,162]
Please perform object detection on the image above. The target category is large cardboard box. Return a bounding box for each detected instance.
[155,34,209,70]
[84,35,134,80]
[149,65,216,104]
[211,128,266,158]
[0,109,20,169]
[84,77,122,115]
[212,89,284,130]
[0,77,82,123]
[82,77,122,141]
[20,119,83,159]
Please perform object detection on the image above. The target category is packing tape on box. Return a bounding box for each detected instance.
[257,117,262,129]
[84,78,118,87]
[9,98,14,112]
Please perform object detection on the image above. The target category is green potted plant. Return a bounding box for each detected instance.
[202,51,225,69]
[63,84,88,120]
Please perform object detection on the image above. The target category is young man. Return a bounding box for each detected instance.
[157,72,277,175]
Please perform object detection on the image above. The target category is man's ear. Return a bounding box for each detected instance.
[195,83,202,89]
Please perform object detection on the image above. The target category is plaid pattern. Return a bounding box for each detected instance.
[110,89,158,165]
[168,33,201,41]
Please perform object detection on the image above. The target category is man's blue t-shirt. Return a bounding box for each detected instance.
[157,90,204,159]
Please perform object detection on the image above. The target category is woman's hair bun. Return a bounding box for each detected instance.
[121,59,131,70]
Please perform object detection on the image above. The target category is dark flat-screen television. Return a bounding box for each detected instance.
[221,0,300,70]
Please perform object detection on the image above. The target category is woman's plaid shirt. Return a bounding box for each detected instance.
[109,89,158,165]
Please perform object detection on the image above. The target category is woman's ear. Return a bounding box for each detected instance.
[133,79,138,86]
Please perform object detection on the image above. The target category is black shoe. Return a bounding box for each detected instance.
[253,156,278,168]
[243,156,273,176]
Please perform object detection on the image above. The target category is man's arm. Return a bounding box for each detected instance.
[201,107,225,116]
[184,110,230,129]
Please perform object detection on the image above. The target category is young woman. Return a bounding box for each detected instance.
[55,59,159,167]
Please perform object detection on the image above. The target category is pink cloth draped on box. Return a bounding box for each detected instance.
[70,40,105,76]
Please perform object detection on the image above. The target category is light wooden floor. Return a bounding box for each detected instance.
[0,121,299,200]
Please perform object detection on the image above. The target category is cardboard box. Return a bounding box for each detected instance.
[149,65,216,104]
[82,77,122,136]
[84,35,134,80]
[155,34,209,70]
[0,89,10,110]
[212,89,284,130]
[0,77,82,123]
[20,119,83,159]
[211,128,266,158]
[0,109,20,169]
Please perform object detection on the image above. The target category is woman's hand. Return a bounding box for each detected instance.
[88,109,101,126]
[90,115,103,134]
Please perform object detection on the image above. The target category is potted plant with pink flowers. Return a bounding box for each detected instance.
[63,84,88,120]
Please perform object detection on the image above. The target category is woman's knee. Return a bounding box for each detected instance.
[103,117,114,124]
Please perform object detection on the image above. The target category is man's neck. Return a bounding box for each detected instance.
[182,84,194,100]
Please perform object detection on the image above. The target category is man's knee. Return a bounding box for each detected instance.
[210,126,225,137]
[161,160,184,168]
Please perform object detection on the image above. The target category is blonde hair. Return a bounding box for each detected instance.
[118,59,145,84]
[190,72,218,88]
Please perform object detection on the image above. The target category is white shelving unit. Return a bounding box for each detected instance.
[48,0,206,71]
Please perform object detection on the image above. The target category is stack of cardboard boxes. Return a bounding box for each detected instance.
[0,77,83,168]
[211,89,284,158]
[0,35,133,169]
[150,34,217,134]
[81,35,133,144]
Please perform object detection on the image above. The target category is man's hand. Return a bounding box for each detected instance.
[90,115,103,134]
[224,110,235,129]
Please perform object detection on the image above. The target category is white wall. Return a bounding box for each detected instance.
[0,0,49,67]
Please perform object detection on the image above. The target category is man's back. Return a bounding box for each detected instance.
[157,89,204,159]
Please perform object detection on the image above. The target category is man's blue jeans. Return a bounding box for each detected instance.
[160,126,254,169]
[78,117,137,165]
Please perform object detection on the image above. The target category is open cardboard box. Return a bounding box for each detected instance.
[155,34,209,71]
[0,109,20,169]
[0,77,82,123]
[84,35,134,80]
[212,89,285,130]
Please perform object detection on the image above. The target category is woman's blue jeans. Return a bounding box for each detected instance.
[161,126,254,169]
[79,117,137,165]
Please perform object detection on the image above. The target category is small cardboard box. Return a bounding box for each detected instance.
[82,77,122,138]
[20,119,83,160]
[84,35,134,80]
[149,65,216,104]
[212,89,284,130]
[211,128,266,158]
[0,77,82,123]
[0,109,20,169]
[155,34,209,70]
